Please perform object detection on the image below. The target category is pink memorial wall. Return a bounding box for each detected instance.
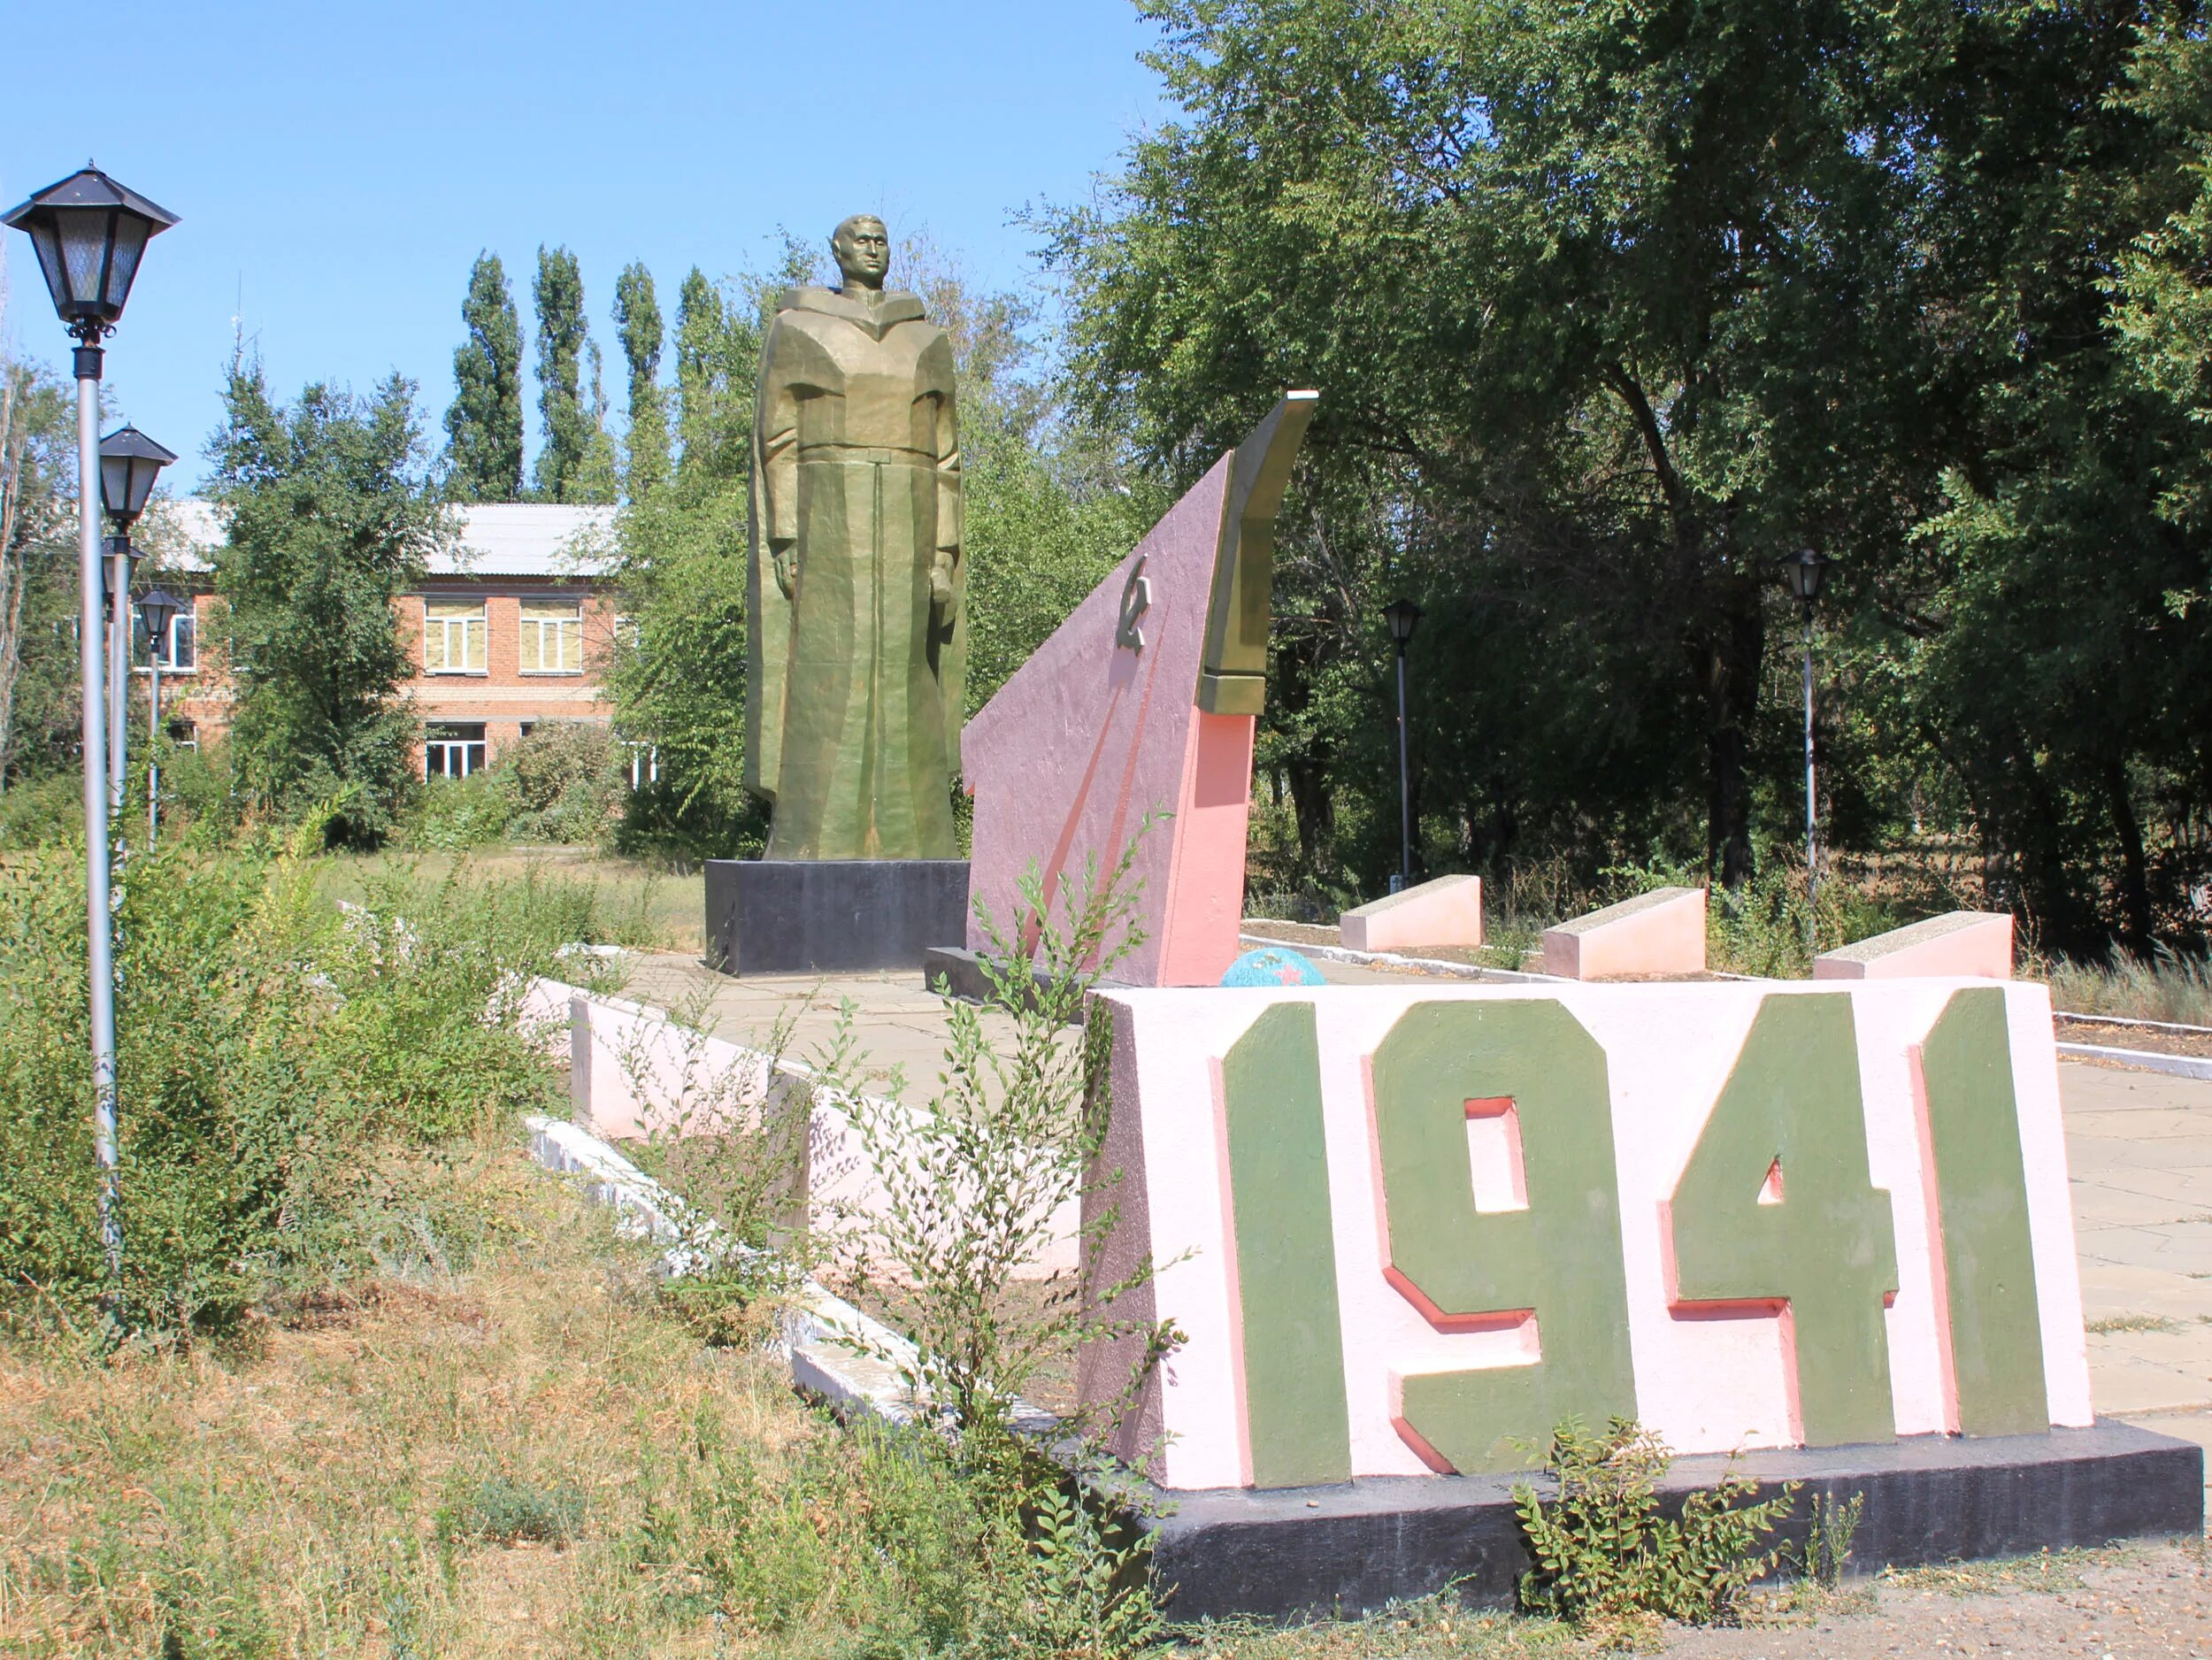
[964,394,1317,987]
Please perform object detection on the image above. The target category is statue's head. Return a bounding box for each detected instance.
[832,215,891,292]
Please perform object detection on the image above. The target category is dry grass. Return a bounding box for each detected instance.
[0,1145,817,1658]
[318,847,705,954]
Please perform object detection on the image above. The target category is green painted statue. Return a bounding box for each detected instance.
[743,214,966,860]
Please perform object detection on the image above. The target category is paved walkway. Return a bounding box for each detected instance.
[613,951,2212,1478]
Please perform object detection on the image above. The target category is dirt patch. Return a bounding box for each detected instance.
[1240,918,1531,972]
[2059,1018,2212,1059]
[1661,1541,2212,1657]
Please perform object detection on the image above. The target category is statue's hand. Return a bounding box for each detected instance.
[930,553,956,614]
[771,542,796,601]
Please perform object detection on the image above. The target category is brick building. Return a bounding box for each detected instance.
[152,501,630,778]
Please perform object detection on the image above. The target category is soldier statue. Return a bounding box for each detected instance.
[743,213,965,860]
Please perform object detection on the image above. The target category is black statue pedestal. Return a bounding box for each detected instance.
[703,858,970,976]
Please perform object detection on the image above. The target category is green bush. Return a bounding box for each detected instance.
[0,830,609,1341]
[397,771,518,851]
[0,771,83,849]
[503,721,621,845]
[1515,1417,1797,1630]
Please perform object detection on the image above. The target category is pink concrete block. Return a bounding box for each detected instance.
[1542,886,1707,979]
[1340,875,1484,954]
[963,396,1315,987]
[1085,980,2088,1491]
[1814,911,2014,981]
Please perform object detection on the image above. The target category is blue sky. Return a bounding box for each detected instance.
[1,1,1169,491]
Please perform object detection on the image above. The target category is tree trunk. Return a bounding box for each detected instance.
[2104,758,2154,956]
[1701,584,1764,891]
[1286,753,1336,883]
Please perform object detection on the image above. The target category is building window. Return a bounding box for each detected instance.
[425,722,488,779]
[624,741,659,791]
[519,597,583,674]
[423,598,487,673]
[131,606,196,672]
[167,719,197,751]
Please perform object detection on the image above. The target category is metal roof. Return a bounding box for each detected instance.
[157,499,619,580]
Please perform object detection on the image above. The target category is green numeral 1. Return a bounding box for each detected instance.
[1370,1000,1637,1472]
[1919,987,2047,1435]
[1220,1003,1353,1487]
[1670,994,1899,1446]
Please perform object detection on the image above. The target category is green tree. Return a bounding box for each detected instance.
[672,266,755,489]
[1047,0,2212,950]
[578,340,620,505]
[0,353,80,787]
[210,359,451,842]
[533,245,590,501]
[444,252,525,502]
[614,262,670,498]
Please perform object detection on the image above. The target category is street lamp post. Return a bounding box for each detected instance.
[4,166,178,1284]
[136,588,182,849]
[1778,548,1834,952]
[1383,597,1425,893]
[100,427,176,814]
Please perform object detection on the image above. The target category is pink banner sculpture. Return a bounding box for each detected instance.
[964,393,1317,986]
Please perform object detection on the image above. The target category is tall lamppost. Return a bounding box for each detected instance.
[1383,596,1425,893]
[1778,547,1833,948]
[100,426,176,813]
[4,166,178,1282]
[136,588,182,849]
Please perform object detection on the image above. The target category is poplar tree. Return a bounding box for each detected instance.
[444,253,524,501]
[533,245,589,501]
[673,267,733,488]
[614,262,669,498]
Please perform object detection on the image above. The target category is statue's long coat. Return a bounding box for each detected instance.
[743,284,965,859]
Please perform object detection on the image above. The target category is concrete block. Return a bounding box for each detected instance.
[1541,885,1706,979]
[1816,910,2015,980]
[1143,1422,2202,1621]
[1340,874,1483,953]
[704,857,969,976]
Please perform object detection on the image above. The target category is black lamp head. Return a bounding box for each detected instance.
[99,426,177,524]
[137,586,184,643]
[2,166,178,338]
[1778,547,1833,607]
[1383,596,1425,647]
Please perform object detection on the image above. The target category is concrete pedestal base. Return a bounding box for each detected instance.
[1143,1422,2203,1622]
[704,858,969,976]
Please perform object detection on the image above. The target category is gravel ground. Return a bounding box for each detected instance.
[1661,1545,2212,1658]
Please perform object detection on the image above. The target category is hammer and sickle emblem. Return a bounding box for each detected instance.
[1117,556,1152,653]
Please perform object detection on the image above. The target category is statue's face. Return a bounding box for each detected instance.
[833,217,891,287]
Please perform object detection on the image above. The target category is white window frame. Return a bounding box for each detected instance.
[424,722,488,779]
[518,596,584,675]
[131,607,197,674]
[423,596,488,675]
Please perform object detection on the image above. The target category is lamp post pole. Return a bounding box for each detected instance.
[6,166,179,1290]
[72,345,120,1276]
[106,534,131,812]
[1382,597,1425,894]
[135,588,181,851]
[1778,549,1833,958]
[1801,603,1817,929]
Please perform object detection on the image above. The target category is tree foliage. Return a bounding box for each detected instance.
[210,361,451,842]
[614,261,670,499]
[532,245,592,503]
[444,252,526,502]
[0,353,78,787]
[1046,0,2212,950]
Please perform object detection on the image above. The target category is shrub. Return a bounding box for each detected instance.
[503,720,621,845]
[0,770,81,849]
[0,828,609,1341]
[1515,1417,1797,1630]
[397,770,518,850]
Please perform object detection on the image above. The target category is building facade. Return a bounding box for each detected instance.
[153,502,627,778]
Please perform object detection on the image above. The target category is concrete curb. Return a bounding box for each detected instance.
[520,1113,1057,1440]
[2055,1042,2212,1082]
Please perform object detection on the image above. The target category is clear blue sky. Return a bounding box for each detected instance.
[1,1,1169,491]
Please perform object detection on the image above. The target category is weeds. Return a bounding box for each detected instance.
[1513,1417,1797,1633]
